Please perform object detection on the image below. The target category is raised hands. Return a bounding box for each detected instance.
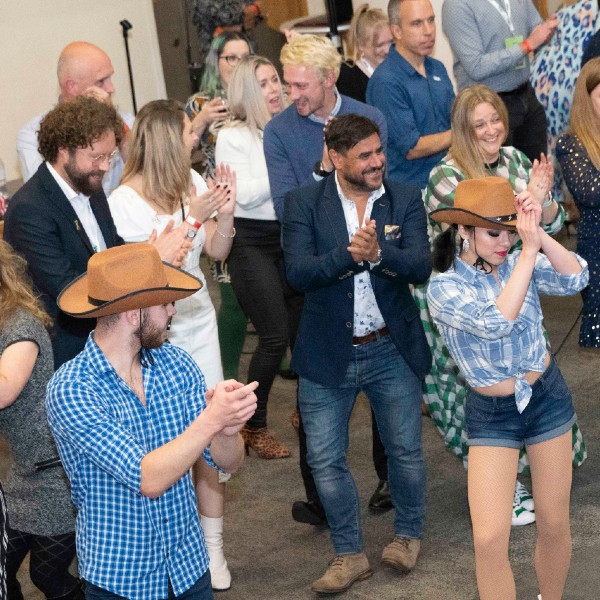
[348,219,380,264]
[210,164,237,215]
[149,219,192,267]
[527,153,554,205]
[204,380,258,437]
[515,190,542,254]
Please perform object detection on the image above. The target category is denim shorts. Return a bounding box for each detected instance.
[465,359,576,449]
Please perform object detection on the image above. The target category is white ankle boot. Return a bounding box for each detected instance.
[200,514,232,591]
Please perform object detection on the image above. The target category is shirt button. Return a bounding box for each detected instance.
[164,518,168,524]
[346,322,352,328]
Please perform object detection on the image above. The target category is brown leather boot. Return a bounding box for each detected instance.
[241,426,291,459]
[382,536,421,573]
[311,552,372,594]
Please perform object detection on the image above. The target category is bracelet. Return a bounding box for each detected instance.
[520,39,533,54]
[216,226,236,239]
[542,193,554,209]
[185,215,202,230]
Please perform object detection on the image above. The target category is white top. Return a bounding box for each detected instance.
[107,170,224,387]
[335,173,386,337]
[17,108,134,197]
[215,125,277,220]
[46,162,107,252]
[108,170,208,285]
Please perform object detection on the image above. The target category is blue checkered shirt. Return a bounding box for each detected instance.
[46,334,218,599]
[427,250,588,412]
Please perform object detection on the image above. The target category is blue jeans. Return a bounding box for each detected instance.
[299,335,426,554]
[84,571,213,599]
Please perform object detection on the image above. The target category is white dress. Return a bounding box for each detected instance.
[108,170,223,388]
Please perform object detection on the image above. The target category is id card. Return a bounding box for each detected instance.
[505,35,525,69]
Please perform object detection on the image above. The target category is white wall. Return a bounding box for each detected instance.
[0,0,166,181]
[306,0,455,86]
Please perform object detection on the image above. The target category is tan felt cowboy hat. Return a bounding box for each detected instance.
[429,176,518,231]
[58,243,202,318]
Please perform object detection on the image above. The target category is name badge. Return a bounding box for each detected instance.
[505,35,525,69]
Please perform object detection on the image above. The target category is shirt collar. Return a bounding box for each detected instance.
[334,172,385,205]
[308,87,342,124]
[46,162,91,203]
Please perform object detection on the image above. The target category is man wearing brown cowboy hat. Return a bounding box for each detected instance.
[46,243,258,599]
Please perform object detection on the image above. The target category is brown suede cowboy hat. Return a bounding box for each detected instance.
[58,244,201,318]
[429,176,518,231]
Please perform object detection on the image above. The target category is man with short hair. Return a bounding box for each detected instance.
[46,243,258,599]
[442,0,559,161]
[263,34,391,523]
[5,97,186,370]
[17,41,133,195]
[366,0,454,190]
[264,34,388,221]
[283,114,431,594]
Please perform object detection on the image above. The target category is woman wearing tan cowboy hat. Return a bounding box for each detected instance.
[427,177,588,600]
[47,243,258,599]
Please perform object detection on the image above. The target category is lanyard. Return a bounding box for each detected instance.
[485,0,515,35]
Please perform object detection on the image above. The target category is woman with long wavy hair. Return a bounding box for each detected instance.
[0,239,81,599]
[108,99,236,591]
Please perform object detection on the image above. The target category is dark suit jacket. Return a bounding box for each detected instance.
[4,163,123,369]
[282,176,432,386]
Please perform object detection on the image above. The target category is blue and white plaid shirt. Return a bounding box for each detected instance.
[428,250,588,412]
[46,334,218,599]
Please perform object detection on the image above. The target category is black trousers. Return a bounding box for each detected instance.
[228,218,303,429]
[499,82,548,163]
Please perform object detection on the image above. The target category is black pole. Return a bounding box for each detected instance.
[119,19,138,115]
[325,0,342,51]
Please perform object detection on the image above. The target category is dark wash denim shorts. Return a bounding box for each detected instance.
[465,359,576,449]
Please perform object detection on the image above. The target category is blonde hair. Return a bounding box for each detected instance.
[0,240,52,331]
[346,4,389,63]
[448,84,509,179]
[226,55,286,135]
[280,34,342,81]
[121,100,191,214]
[569,57,600,170]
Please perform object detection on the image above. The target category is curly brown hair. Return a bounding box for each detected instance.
[0,240,52,331]
[38,96,124,163]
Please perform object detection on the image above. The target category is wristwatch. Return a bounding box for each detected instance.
[314,161,333,177]
[371,247,382,266]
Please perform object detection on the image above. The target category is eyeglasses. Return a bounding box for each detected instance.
[88,148,119,165]
[219,53,253,67]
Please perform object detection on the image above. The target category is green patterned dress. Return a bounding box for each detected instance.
[417,146,586,471]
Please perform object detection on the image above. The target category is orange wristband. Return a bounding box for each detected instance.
[520,39,533,54]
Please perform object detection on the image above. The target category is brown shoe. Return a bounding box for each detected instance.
[241,426,291,459]
[311,553,372,594]
[382,537,421,574]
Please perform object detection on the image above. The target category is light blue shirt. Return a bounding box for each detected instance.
[427,250,588,411]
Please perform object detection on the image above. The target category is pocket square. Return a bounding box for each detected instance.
[384,224,401,240]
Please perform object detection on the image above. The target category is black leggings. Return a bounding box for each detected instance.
[6,526,79,599]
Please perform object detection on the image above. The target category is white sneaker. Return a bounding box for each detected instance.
[515,480,535,512]
[512,497,536,526]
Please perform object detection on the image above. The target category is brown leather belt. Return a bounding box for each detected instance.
[352,326,389,346]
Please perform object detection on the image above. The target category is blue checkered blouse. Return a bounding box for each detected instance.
[46,334,218,599]
[428,250,588,412]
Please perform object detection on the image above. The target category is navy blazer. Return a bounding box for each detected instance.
[4,162,123,369]
[282,175,432,386]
